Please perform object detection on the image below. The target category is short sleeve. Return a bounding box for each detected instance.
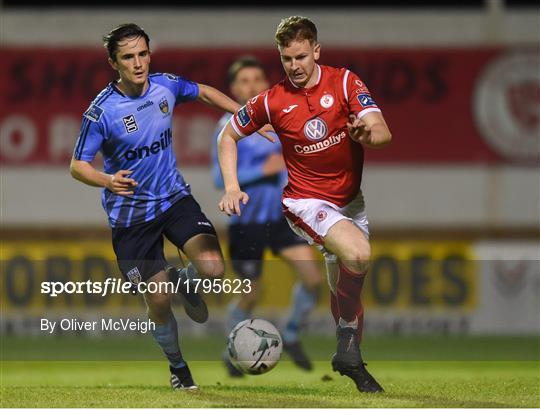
[159,73,199,104]
[73,104,106,161]
[230,92,269,137]
[344,70,381,119]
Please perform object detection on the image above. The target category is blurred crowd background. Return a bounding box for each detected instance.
[1,1,539,348]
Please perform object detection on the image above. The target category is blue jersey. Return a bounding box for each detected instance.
[73,73,198,228]
[212,113,286,225]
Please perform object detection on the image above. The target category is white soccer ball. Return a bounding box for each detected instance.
[227,318,282,375]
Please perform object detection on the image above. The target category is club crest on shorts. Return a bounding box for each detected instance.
[316,210,327,221]
[159,97,169,114]
[320,93,334,109]
[126,267,142,284]
[303,117,328,141]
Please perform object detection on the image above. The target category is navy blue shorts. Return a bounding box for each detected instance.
[111,195,217,284]
[228,217,307,279]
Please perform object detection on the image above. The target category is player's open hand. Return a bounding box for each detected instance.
[257,124,277,143]
[347,114,371,144]
[107,170,138,196]
[219,190,249,217]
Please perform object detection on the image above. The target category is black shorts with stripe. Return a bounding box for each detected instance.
[111,195,217,285]
[228,217,307,279]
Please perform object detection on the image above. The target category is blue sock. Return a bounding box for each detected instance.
[150,314,185,369]
[226,301,250,336]
[282,283,317,343]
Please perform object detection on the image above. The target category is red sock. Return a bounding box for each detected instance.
[355,298,364,341]
[332,289,365,339]
[336,263,366,322]
[330,291,339,324]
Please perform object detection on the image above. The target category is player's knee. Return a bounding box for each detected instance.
[145,292,172,322]
[355,259,371,274]
[343,247,370,265]
[195,255,225,279]
[341,245,370,273]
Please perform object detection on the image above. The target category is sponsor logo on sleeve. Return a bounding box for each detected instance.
[122,115,139,134]
[83,104,104,122]
[165,73,178,82]
[354,79,369,92]
[357,93,377,108]
[237,106,251,127]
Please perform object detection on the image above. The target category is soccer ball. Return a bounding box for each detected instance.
[227,318,282,375]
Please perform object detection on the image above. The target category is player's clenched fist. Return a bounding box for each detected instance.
[219,190,249,216]
[107,170,138,196]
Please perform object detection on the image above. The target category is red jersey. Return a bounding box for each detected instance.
[231,65,380,207]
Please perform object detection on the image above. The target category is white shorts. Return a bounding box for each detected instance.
[282,190,369,258]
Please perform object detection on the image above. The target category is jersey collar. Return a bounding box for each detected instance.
[110,78,152,99]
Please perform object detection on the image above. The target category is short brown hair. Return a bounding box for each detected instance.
[103,23,150,61]
[227,56,265,85]
[275,16,318,48]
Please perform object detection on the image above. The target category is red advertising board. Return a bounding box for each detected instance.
[1,47,538,166]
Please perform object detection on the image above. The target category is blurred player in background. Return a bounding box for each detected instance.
[70,23,241,390]
[217,16,392,392]
[211,56,324,377]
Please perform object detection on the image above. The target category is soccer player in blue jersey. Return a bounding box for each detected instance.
[70,23,241,390]
[212,56,324,376]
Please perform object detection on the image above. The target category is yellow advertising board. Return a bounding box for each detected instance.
[1,239,476,312]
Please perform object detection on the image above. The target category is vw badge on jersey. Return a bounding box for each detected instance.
[303,118,328,141]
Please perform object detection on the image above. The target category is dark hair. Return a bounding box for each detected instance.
[275,16,317,48]
[227,56,266,85]
[103,23,150,61]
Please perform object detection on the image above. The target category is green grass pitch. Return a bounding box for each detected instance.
[1,336,539,408]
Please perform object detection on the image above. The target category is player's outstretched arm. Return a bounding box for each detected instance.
[197,84,241,114]
[347,111,392,148]
[217,121,249,217]
[70,158,138,196]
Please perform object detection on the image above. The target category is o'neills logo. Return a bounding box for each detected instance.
[294,131,346,154]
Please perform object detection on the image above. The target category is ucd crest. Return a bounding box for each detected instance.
[303,117,328,141]
[159,97,169,114]
[126,267,142,284]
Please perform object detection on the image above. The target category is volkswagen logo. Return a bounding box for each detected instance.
[303,118,328,141]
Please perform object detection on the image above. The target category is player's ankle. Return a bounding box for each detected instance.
[338,317,358,329]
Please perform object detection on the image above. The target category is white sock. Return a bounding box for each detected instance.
[338,317,358,329]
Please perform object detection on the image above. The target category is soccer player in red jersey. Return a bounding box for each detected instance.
[217,16,391,392]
